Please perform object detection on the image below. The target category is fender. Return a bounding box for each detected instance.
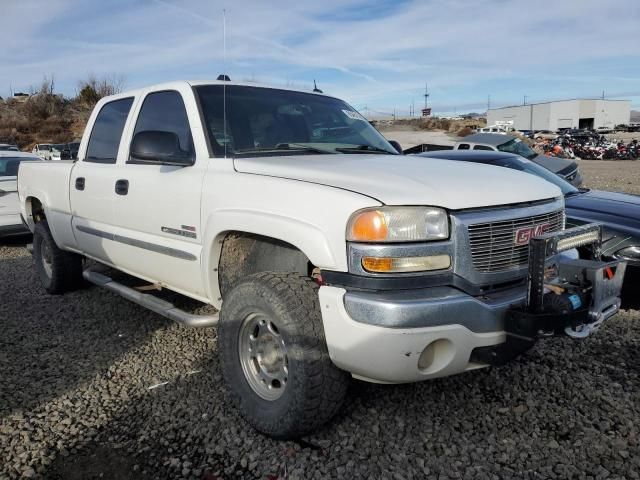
[201,209,338,309]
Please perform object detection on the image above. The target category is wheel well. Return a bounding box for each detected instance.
[218,232,313,299]
[27,197,45,223]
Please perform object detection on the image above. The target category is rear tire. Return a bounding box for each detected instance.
[33,221,83,294]
[218,272,349,438]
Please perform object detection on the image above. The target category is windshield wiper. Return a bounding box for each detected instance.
[335,145,397,155]
[234,145,333,156]
[276,143,335,154]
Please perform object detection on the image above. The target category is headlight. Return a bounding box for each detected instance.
[347,207,449,242]
[615,246,640,261]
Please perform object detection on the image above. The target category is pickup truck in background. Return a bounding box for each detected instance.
[18,80,625,438]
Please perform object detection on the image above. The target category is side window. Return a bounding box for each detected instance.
[85,97,134,164]
[457,143,470,150]
[131,90,194,160]
[473,145,494,151]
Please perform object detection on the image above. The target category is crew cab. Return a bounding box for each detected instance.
[18,80,625,438]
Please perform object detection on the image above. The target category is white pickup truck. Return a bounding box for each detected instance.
[18,80,625,438]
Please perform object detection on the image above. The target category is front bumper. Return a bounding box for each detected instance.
[320,224,625,384]
[319,285,506,384]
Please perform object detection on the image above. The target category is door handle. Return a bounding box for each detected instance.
[75,177,85,191]
[115,179,129,195]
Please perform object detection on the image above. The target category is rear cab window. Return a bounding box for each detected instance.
[457,144,470,150]
[85,97,134,164]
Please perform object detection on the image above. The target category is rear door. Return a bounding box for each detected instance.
[70,96,136,263]
[110,88,207,298]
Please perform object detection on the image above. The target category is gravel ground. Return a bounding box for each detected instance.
[2,164,640,479]
[578,159,640,195]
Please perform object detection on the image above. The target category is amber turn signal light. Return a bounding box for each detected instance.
[361,255,451,273]
[348,210,388,242]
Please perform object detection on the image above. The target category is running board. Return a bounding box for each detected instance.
[83,270,219,328]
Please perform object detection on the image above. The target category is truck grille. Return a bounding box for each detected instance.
[467,210,565,272]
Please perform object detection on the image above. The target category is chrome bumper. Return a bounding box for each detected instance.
[344,285,526,333]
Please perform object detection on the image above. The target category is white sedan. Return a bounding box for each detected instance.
[0,152,40,237]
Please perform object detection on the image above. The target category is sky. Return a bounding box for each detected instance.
[2,0,640,117]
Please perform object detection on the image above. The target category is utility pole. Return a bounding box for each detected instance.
[602,90,605,100]
[487,94,491,111]
[424,83,429,110]
[523,95,527,106]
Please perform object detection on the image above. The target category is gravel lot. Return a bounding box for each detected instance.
[578,159,640,195]
[2,162,640,479]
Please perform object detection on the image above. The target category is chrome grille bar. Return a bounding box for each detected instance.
[468,210,565,273]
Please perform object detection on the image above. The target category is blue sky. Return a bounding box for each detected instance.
[2,0,639,117]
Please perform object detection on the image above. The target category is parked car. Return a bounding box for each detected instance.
[18,80,624,438]
[0,143,19,151]
[32,144,52,159]
[0,152,41,237]
[48,144,71,160]
[417,150,639,308]
[517,129,534,137]
[453,133,582,186]
[596,126,613,134]
[66,142,80,160]
[534,130,558,140]
[477,125,509,134]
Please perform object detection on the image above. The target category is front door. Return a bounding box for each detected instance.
[110,89,207,299]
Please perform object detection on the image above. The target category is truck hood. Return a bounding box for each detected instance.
[234,154,562,209]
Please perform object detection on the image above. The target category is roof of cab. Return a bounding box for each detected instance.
[103,79,334,102]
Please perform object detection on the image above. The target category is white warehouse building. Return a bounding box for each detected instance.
[487,99,630,131]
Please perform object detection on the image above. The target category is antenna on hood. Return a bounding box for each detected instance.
[313,80,323,94]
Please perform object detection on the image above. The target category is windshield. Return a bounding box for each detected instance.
[195,85,397,157]
[50,144,66,151]
[0,156,39,176]
[487,156,578,195]
[497,138,537,160]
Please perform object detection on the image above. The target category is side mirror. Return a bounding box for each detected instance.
[388,140,403,154]
[129,131,194,166]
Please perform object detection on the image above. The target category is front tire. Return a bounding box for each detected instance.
[33,221,83,294]
[218,272,349,438]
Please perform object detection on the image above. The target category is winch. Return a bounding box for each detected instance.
[473,223,626,365]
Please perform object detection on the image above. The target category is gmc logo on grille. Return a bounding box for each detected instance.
[514,223,550,246]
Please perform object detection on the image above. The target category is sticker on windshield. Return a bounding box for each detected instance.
[342,109,366,121]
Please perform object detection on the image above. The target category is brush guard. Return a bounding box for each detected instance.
[472,224,626,366]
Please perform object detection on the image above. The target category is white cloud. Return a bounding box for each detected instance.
[1,0,638,111]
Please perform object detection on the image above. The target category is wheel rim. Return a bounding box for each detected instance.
[40,241,53,278]
[238,312,289,401]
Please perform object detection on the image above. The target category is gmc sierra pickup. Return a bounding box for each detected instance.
[18,80,625,438]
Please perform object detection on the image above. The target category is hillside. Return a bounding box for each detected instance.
[0,76,123,150]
